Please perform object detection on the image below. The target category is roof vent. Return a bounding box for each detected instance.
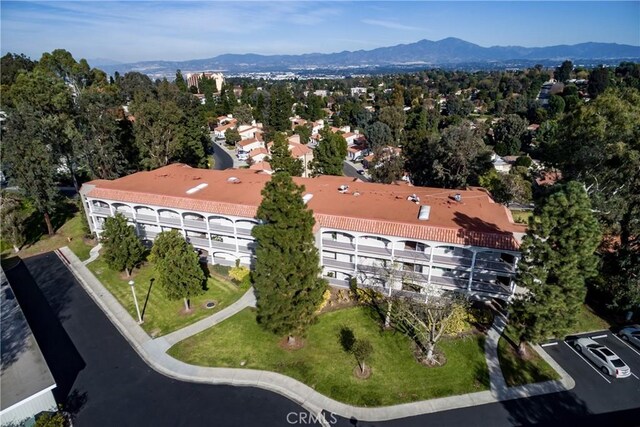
[302,193,313,204]
[454,193,462,202]
[227,177,241,184]
[353,191,361,197]
[407,193,420,204]
[186,183,208,195]
[338,185,349,194]
[418,205,431,221]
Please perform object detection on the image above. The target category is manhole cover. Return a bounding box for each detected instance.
[205,301,216,309]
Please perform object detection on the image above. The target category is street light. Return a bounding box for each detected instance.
[129,280,143,324]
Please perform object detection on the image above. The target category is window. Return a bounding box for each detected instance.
[590,349,606,361]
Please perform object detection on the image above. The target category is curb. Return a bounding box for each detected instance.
[56,247,577,422]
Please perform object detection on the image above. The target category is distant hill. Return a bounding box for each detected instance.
[98,37,640,77]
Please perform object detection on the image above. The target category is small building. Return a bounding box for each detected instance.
[0,269,57,426]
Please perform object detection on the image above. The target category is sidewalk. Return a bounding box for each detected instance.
[57,246,575,422]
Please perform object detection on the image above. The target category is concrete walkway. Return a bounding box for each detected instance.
[56,246,575,422]
[82,243,102,265]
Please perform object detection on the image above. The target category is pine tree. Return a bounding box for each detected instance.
[150,230,205,311]
[269,133,302,176]
[0,193,27,252]
[101,213,145,276]
[251,172,327,342]
[509,182,601,354]
[310,128,347,176]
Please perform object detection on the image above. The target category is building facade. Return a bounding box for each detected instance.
[80,164,526,301]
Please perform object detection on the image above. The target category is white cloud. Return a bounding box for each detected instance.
[361,19,420,32]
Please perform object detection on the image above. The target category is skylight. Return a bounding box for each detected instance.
[186,183,208,194]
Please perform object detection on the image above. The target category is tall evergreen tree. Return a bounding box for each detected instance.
[2,109,60,235]
[509,182,601,354]
[175,69,188,92]
[269,133,302,176]
[310,129,347,176]
[101,213,145,277]
[150,230,205,311]
[268,85,293,132]
[251,173,327,342]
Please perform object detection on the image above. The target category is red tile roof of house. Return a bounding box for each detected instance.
[83,164,525,251]
[249,161,272,172]
[238,138,263,148]
[289,143,312,158]
[249,147,269,158]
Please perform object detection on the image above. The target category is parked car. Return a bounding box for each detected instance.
[574,337,631,378]
[619,326,640,350]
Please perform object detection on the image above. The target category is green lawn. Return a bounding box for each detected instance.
[87,258,249,337]
[510,210,533,225]
[498,328,560,387]
[6,214,96,261]
[572,304,611,333]
[168,307,490,406]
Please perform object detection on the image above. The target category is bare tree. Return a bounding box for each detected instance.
[388,292,469,364]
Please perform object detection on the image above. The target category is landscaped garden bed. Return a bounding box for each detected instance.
[168,306,490,406]
[88,258,249,337]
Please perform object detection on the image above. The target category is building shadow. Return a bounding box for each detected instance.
[5,259,86,406]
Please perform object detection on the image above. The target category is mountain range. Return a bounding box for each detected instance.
[97,37,640,76]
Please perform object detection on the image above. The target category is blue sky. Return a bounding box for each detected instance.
[2,1,639,64]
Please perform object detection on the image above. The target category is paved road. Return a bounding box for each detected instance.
[211,140,234,170]
[7,255,640,426]
[343,161,369,182]
[6,254,308,427]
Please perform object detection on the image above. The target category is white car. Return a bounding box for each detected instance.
[619,326,640,350]
[574,337,631,378]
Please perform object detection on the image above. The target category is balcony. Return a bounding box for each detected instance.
[158,216,181,226]
[394,249,430,262]
[138,230,158,239]
[470,280,511,295]
[474,259,515,274]
[187,236,210,248]
[209,223,235,235]
[358,244,392,257]
[238,242,257,253]
[431,254,473,268]
[114,210,133,218]
[236,227,255,237]
[136,213,157,223]
[429,275,468,290]
[209,240,237,252]
[322,239,355,251]
[322,257,355,271]
[91,206,111,215]
[183,218,208,230]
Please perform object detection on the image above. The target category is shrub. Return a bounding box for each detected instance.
[316,289,332,313]
[229,265,250,283]
[443,305,472,335]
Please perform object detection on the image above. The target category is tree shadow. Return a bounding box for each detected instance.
[500,391,592,426]
[141,278,154,321]
[338,326,355,352]
[63,389,88,417]
[452,212,506,234]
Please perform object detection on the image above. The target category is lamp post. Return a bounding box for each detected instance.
[129,280,143,324]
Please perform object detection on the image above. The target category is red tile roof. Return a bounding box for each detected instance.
[84,164,525,251]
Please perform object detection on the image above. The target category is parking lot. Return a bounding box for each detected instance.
[540,330,640,413]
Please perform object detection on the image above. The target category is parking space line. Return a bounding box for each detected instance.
[612,333,640,357]
[591,334,608,340]
[541,342,558,347]
[563,341,612,384]
[632,373,639,380]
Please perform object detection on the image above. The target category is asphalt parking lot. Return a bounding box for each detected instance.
[541,330,640,413]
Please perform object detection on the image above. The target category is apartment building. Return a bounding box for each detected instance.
[80,164,526,301]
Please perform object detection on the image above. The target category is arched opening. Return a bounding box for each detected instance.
[183,212,207,230]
